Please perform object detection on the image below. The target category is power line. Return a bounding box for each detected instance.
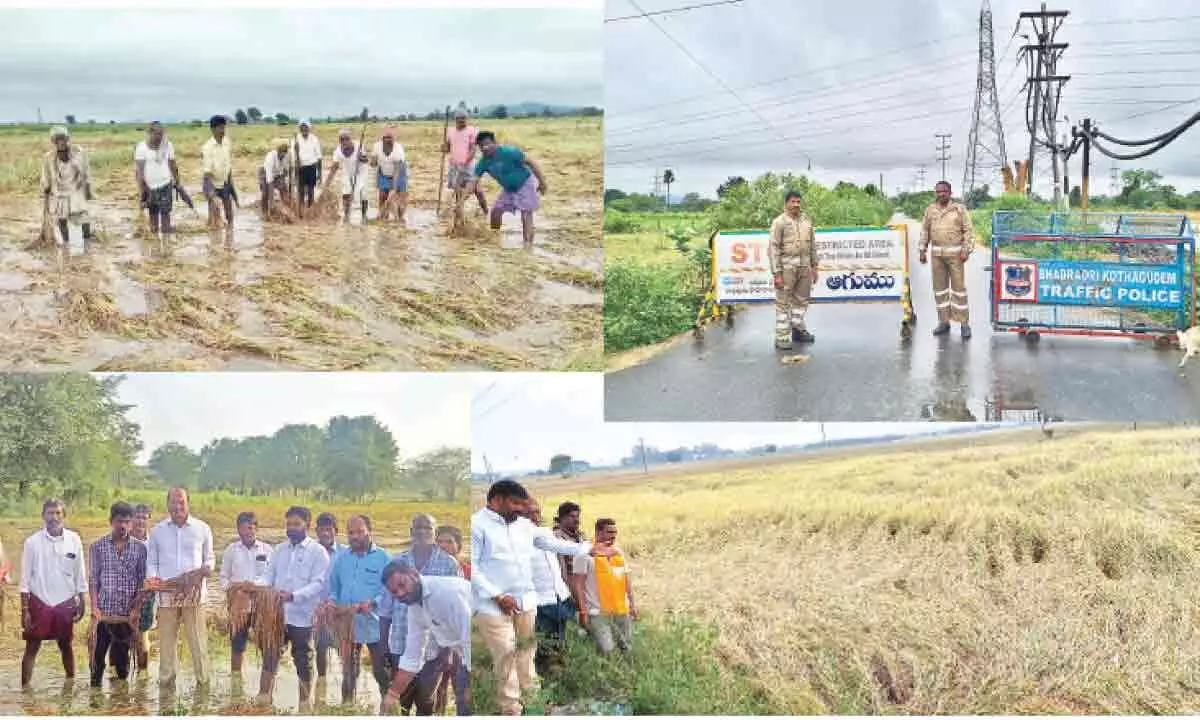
[605,0,743,23]
[1110,96,1200,123]
[1073,14,1200,27]
[606,50,974,137]
[623,0,812,157]
[613,30,976,116]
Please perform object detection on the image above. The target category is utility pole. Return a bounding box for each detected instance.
[1080,117,1092,209]
[916,164,928,189]
[638,437,649,474]
[1109,163,1119,197]
[36,106,42,124]
[651,169,661,200]
[964,0,1010,197]
[935,133,952,182]
[483,454,495,483]
[1018,4,1070,201]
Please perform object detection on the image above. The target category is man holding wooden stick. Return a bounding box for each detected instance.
[146,487,215,690]
[88,502,147,688]
[371,126,408,224]
[218,511,272,685]
[20,499,87,688]
[262,506,330,710]
[444,105,486,215]
[41,126,94,245]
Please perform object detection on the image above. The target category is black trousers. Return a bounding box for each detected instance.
[264,624,314,683]
[91,621,133,686]
[395,656,471,716]
[343,641,388,701]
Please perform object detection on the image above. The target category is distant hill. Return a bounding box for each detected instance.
[478,101,600,117]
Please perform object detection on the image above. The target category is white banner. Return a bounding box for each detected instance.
[713,227,907,304]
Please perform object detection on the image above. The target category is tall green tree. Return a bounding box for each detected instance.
[147,442,200,489]
[400,447,469,502]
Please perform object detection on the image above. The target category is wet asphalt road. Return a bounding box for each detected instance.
[604,217,1200,422]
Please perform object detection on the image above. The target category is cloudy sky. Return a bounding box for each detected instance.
[471,374,980,473]
[0,4,601,123]
[605,0,1200,198]
[101,373,471,464]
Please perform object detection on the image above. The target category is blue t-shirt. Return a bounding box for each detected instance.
[328,544,391,644]
[474,145,531,193]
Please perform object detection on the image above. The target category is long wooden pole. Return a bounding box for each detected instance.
[437,105,451,217]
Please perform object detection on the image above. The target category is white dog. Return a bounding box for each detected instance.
[1178,326,1200,369]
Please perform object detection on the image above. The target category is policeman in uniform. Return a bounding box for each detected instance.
[769,190,820,350]
[919,180,976,338]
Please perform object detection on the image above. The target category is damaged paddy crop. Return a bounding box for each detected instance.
[0,118,602,371]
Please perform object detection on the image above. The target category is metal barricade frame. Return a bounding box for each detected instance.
[988,211,1196,345]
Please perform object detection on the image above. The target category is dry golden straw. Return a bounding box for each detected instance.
[227,582,286,659]
[314,603,357,661]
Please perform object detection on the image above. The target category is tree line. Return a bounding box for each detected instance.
[0,374,467,514]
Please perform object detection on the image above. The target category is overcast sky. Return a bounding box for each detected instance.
[102,373,471,464]
[471,374,980,473]
[0,5,601,122]
[605,0,1200,198]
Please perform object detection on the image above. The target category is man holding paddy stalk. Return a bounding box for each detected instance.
[314,511,345,681]
[218,511,272,688]
[326,514,390,704]
[88,501,147,688]
[263,506,330,710]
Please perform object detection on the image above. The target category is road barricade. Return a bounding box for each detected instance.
[989,211,1196,345]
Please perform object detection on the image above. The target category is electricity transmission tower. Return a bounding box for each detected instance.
[1018,3,1070,201]
[935,133,952,182]
[963,0,1009,197]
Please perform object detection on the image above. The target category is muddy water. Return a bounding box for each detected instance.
[0,190,602,371]
[4,630,383,716]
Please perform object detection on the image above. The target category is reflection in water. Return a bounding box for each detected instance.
[922,337,978,421]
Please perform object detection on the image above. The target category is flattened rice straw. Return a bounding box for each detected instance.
[156,567,209,605]
[227,582,286,659]
[314,603,357,661]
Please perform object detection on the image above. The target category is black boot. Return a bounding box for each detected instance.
[793,328,815,343]
[932,322,951,336]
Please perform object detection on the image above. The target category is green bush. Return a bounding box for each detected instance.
[471,615,776,715]
[604,210,642,234]
[706,173,892,231]
[604,260,701,353]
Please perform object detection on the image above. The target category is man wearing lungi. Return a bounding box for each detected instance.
[20,499,87,687]
[327,128,370,225]
[201,114,236,229]
[371,126,408,224]
[41,126,94,244]
[135,121,181,236]
[468,131,548,247]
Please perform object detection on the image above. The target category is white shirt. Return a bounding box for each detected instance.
[294,132,322,167]
[135,140,175,190]
[395,575,472,674]
[20,528,87,606]
[146,516,216,607]
[372,140,406,178]
[267,536,331,628]
[470,508,592,617]
[262,150,292,183]
[331,142,367,178]
[219,539,273,590]
[530,527,572,606]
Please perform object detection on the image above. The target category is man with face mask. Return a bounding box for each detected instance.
[41,126,94,244]
[20,499,87,688]
[471,480,617,716]
[262,506,330,710]
[146,487,215,690]
[379,514,462,712]
[88,502,147,687]
[219,511,272,682]
[379,560,472,716]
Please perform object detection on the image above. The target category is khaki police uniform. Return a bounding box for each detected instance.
[768,210,819,349]
[920,201,975,325]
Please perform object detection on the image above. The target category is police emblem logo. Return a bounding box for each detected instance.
[1005,264,1034,297]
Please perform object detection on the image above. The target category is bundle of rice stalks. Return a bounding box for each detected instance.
[227,582,287,659]
[60,287,123,334]
[156,567,209,605]
[314,603,358,661]
[311,186,342,222]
